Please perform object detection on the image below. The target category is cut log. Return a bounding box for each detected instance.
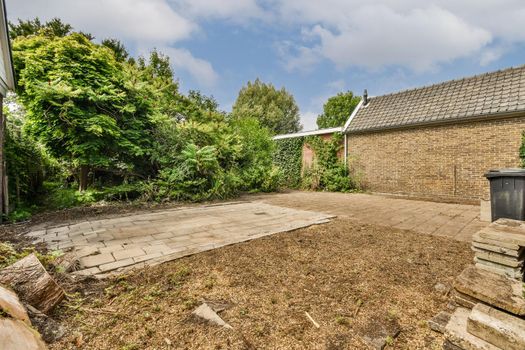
[0,254,64,313]
[0,285,30,324]
[53,252,80,273]
[0,319,47,350]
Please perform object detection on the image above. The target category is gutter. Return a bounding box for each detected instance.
[273,126,343,140]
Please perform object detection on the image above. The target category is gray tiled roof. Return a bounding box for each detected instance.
[347,65,525,133]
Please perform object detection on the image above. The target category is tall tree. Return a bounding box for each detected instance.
[231,79,301,134]
[101,38,129,62]
[9,17,72,39]
[316,91,361,129]
[12,33,155,191]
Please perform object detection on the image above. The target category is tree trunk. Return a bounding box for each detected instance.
[78,165,89,192]
[0,254,65,314]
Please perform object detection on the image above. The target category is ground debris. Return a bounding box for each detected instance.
[192,302,232,329]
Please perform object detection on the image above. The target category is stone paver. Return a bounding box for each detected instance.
[27,201,333,276]
[251,191,487,241]
[27,192,488,277]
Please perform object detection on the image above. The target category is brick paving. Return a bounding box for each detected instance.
[26,202,333,276]
[252,191,488,241]
[26,192,488,277]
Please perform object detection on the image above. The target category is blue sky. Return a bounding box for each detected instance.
[7,0,525,130]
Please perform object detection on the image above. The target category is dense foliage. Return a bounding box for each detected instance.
[302,134,355,192]
[232,79,302,135]
[273,133,356,192]
[316,91,361,129]
[273,138,303,188]
[5,18,357,220]
[6,22,283,218]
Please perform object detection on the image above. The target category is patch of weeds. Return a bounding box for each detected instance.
[182,298,198,310]
[418,320,428,328]
[385,336,394,346]
[152,305,162,312]
[0,242,62,270]
[239,308,249,316]
[143,311,152,320]
[335,315,349,326]
[204,277,216,289]
[168,266,191,287]
[121,343,139,350]
[387,309,399,321]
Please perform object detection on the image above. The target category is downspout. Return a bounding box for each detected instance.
[344,133,348,165]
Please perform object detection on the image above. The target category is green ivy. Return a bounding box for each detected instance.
[273,137,303,188]
[273,133,357,192]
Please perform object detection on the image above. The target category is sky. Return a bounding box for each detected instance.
[6,0,525,130]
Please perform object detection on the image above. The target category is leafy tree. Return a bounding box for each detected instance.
[12,33,155,191]
[101,38,129,62]
[231,79,302,134]
[316,91,361,129]
[9,17,73,39]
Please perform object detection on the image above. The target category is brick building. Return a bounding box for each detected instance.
[274,65,525,204]
[344,66,525,203]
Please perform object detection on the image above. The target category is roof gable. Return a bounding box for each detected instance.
[347,65,525,133]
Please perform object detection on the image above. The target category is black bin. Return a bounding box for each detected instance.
[485,168,525,222]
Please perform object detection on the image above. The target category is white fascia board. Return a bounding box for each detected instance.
[0,0,15,92]
[342,100,364,133]
[273,127,343,140]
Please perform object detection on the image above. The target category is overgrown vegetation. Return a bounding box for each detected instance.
[4,18,281,219]
[274,133,356,192]
[2,17,357,221]
[273,138,303,188]
[302,134,355,192]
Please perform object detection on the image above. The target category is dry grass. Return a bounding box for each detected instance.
[49,218,472,349]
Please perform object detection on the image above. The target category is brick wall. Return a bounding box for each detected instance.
[347,115,525,203]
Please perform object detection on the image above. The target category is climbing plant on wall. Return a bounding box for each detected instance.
[273,137,303,188]
[302,133,355,192]
[273,133,356,192]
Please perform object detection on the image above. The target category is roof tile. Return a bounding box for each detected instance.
[348,65,525,132]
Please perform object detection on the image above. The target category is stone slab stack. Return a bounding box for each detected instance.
[471,219,525,281]
[428,218,525,349]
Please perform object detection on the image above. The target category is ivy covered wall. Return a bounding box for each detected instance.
[273,137,303,188]
[273,133,356,192]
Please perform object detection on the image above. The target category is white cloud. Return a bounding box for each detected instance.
[163,47,219,87]
[6,0,219,87]
[272,0,525,72]
[172,0,268,22]
[300,111,318,131]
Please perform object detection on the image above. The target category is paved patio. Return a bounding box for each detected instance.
[253,191,488,241]
[26,202,333,276]
[26,192,488,276]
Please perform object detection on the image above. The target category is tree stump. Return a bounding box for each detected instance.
[0,253,64,313]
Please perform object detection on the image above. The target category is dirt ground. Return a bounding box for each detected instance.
[46,217,472,350]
